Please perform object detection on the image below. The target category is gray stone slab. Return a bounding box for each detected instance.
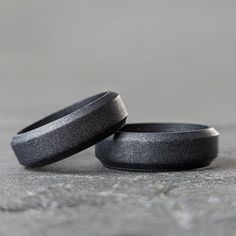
[0,110,236,236]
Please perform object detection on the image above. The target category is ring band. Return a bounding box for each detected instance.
[95,123,219,171]
[11,91,128,167]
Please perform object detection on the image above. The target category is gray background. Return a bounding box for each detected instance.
[0,1,236,236]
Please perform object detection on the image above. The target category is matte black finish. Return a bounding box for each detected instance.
[95,123,219,171]
[11,92,128,167]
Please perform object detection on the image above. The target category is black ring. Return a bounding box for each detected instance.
[95,123,219,171]
[11,92,128,167]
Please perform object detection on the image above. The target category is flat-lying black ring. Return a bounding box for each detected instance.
[11,91,128,167]
[95,123,219,171]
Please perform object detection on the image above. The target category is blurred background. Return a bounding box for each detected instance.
[1,0,235,128]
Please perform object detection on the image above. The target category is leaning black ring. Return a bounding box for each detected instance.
[95,123,219,171]
[11,92,128,167]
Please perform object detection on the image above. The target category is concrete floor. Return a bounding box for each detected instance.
[0,1,236,235]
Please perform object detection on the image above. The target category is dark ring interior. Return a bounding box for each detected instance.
[19,92,107,134]
[120,123,209,133]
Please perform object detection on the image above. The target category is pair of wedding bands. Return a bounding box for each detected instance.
[11,92,219,171]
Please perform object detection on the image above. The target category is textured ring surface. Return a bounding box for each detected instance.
[11,91,128,167]
[95,123,219,171]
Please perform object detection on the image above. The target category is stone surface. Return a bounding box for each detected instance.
[0,1,236,235]
[1,109,236,236]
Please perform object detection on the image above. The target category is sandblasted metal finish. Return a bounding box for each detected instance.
[95,123,219,171]
[11,92,128,167]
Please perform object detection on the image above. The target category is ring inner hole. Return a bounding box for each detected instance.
[121,124,208,133]
[19,92,107,134]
